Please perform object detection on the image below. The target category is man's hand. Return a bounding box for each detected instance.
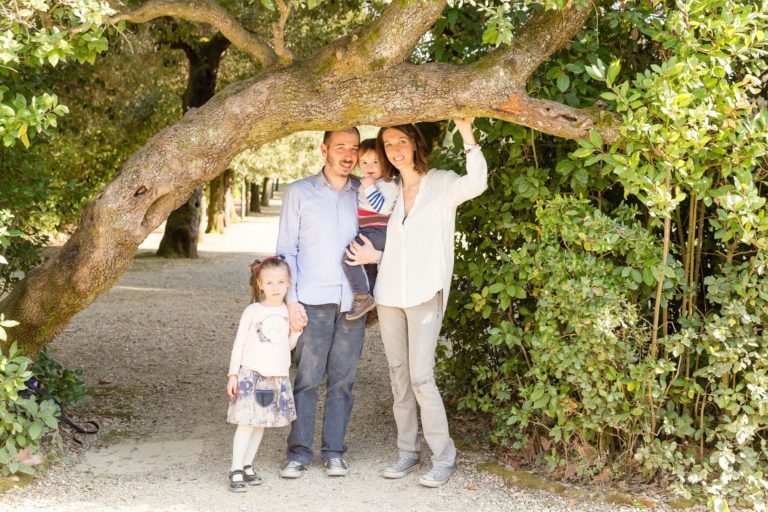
[288,302,308,332]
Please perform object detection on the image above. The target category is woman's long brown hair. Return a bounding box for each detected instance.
[376,124,431,177]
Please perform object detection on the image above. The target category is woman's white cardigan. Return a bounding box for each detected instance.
[374,146,488,312]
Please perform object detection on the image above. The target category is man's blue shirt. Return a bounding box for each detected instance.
[276,170,359,312]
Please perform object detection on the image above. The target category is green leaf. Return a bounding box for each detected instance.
[28,421,42,441]
[588,129,603,148]
[18,123,30,148]
[572,147,594,159]
[556,74,570,92]
[605,60,621,86]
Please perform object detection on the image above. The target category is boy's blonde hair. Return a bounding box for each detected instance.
[249,256,291,303]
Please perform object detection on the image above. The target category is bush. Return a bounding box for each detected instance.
[435,0,768,508]
[0,342,60,476]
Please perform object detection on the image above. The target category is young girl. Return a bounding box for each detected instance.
[343,138,399,321]
[226,256,301,492]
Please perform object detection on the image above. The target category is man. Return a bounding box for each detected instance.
[276,127,366,478]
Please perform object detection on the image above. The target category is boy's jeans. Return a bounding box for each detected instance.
[342,225,387,294]
[286,303,365,463]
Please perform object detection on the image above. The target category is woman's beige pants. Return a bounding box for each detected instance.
[377,292,456,467]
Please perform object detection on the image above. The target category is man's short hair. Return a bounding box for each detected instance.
[323,127,361,145]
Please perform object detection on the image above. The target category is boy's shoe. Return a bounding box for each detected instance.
[279,460,307,479]
[324,457,349,477]
[364,307,379,328]
[418,465,456,488]
[346,293,376,321]
[382,456,420,479]
[242,465,263,486]
[228,470,247,492]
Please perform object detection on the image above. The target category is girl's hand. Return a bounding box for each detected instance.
[345,234,381,266]
[227,375,238,400]
[287,302,308,331]
[453,117,477,145]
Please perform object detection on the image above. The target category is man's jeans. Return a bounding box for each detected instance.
[287,303,365,463]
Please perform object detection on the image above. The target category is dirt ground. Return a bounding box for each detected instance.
[0,196,648,512]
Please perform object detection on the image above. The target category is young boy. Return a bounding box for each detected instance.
[343,138,399,320]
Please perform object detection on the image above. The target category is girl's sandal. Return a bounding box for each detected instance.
[229,470,247,492]
[243,465,263,486]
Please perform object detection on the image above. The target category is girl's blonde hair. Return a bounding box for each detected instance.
[359,138,393,182]
[249,256,291,303]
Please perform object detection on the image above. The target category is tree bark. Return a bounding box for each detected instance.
[240,178,248,219]
[155,187,201,258]
[261,177,272,207]
[249,183,260,213]
[207,175,226,234]
[223,169,237,225]
[1,3,616,355]
[156,34,230,256]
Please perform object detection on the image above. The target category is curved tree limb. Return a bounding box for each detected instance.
[112,0,277,67]
[482,4,594,81]
[309,0,448,79]
[1,2,618,355]
[272,0,294,65]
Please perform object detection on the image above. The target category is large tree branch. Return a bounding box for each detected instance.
[308,0,447,80]
[112,0,277,67]
[271,0,293,65]
[482,4,594,82]
[1,2,619,355]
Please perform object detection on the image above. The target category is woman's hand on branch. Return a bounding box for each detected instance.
[345,235,381,266]
[454,117,477,146]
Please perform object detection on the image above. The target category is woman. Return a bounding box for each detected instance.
[345,119,487,487]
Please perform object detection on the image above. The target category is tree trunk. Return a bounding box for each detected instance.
[156,34,230,256]
[198,191,207,242]
[223,169,237,226]
[156,187,201,258]
[207,175,226,234]
[0,4,611,355]
[261,177,272,207]
[250,183,261,213]
[240,178,248,218]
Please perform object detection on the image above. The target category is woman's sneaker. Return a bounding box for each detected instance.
[419,465,456,487]
[347,293,376,320]
[382,456,420,479]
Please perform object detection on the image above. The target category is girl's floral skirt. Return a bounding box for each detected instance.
[227,368,296,427]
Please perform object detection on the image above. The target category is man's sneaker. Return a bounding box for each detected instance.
[382,456,420,479]
[279,460,307,479]
[346,293,376,321]
[324,457,349,477]
[418,465,456,488]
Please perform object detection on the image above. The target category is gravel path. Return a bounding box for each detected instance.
[0,197,646,512]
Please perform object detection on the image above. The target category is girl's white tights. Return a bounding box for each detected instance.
[231,425,265,472]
